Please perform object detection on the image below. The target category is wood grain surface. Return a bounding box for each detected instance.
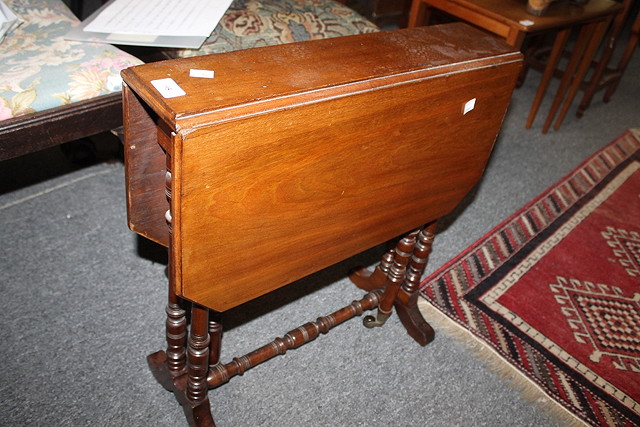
[123,23,522,311]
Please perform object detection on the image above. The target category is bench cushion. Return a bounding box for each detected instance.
[166,0,378,58]
[1,0,374,120]
[0,0,142,120]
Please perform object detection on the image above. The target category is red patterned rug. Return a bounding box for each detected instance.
[419,129,640,426]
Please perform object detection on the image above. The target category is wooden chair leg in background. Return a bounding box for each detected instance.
[577,1,631,116]
[542,24,592,133]
[407,0,430,28]
[603,10,640,103]
[577,0,637,116]
[526,28,571,129]
[554,18,611,130]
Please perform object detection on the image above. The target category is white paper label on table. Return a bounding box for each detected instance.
[151,78,186,98]
[190,69,215,79]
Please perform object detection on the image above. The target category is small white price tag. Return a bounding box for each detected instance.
[463,98,476,115]
[151,78,186,98]
[190,69,215,79]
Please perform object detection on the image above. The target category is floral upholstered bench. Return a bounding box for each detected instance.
[0,0,376,161]
[163,0,378,58]
[0,0,142,161]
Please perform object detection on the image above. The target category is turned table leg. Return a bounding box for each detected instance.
[172,304,216,427]
[394,223,437,346]
[148,161,189,389]
[362,230,418,328]
[352,221,437,346]
[147,150,217,426]
[350,249,394,291]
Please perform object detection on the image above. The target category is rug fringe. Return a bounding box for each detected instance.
[417,297,588,427]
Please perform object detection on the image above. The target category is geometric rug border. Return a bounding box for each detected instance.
[419,128,640,427]
[417,297,589,427]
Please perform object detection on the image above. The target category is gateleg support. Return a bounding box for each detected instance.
[148,304,218,427]
[349,250,394,291]
[172,374,216,427]
[394,290,435,346]
[354,221,437,346]
[146,352,216,426]
[361,229,419,328]
[395,221,437,346]
[153,150,217,426]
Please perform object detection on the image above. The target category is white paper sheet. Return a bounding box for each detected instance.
[0,0,23,43]
[83,0,231,38]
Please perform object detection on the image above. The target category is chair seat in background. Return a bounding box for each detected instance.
[165,0,378,58]
[0,0,142,120]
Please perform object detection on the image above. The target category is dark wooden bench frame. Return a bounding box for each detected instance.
[0,93,122,162]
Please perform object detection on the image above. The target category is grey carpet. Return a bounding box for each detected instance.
[1,29,639,426]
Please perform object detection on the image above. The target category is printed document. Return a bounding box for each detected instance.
[84,0,230,38]
[0,0,22,43]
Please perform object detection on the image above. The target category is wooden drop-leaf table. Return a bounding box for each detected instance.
[121,23,522,425]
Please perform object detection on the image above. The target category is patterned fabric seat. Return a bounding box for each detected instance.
[0,0,142,120]
[165,0,378,58]
[0,0,376,160]
[0,0,376,118]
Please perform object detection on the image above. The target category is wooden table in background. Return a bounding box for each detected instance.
[408,0,623,132]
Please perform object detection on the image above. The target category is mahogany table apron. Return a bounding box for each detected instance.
[122,23,522,426]
[407,0,623,132]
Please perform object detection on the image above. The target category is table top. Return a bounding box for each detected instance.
[123,24,524,311]
[426,0,622,33]
[123,23,518,131]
